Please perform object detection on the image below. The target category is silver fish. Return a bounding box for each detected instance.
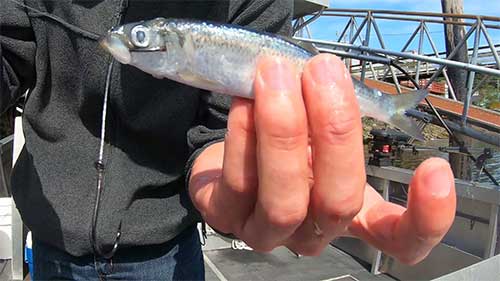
[100,18,427,140]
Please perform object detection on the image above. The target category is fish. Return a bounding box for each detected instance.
[100,18,428,140]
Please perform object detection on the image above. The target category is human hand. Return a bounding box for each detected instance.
[189,54,456,265]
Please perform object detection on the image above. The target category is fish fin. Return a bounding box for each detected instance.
[152,73,164,79]
[392,89,428,110]
[387,90,428,141]
[388,113,425,141]
[178,71,222,92]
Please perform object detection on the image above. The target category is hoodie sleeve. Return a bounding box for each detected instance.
[185,0,293,181]
[0,1,36,115]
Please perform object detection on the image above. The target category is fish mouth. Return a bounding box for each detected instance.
[99,34,132,65]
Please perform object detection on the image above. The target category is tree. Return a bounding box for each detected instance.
[441,0,472,180]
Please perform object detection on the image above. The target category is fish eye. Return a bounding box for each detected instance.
[131,25,150,48]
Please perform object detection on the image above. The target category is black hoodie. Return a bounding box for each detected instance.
[0,0,293,256]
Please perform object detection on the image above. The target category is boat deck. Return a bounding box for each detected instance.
[202,232,396,281]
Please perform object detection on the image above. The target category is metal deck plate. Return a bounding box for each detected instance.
[203,243,395,281]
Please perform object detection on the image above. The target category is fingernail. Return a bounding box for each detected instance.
[257,57,296,93]
[422,158,453,198]
[309,55,346,87]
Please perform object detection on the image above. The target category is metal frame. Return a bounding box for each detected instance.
[370,178,390,275]
[294,8,500,187]
[366,165,500,257]
[356,165,500,279]
[294,8,500,131]
[10,116,25,280]
[432,254,500,281]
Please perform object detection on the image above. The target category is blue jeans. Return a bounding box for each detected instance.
[32,226,205,280]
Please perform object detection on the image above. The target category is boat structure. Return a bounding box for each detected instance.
[1,0,499,280]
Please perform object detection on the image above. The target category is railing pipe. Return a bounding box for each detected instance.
[361,12,372,81]
[480,22,500,69]
[422,23,458,100]
[322,8,500,22]
[462,19,482,125]
[297,35,500,77]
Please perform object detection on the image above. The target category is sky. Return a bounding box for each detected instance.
[305,0,500,55]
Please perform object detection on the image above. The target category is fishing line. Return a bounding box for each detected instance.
[6,0,102,41]
[91,61,122,259]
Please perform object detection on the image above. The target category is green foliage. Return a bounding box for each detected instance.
[472,74,500,111]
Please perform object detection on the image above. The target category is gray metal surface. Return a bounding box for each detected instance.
[444,207,493,257]
[10,200,23,281]
[293,0,328,18]
[330,168,500,280]
[366,167,500,258]
[370,179,390,275]
[381,243,483,280]
[201,226,394,281]
[485,205,499,258]
[0,259,12,281]
[203,244,395,281]
[366,165,500,206]
[0,135,13,197]
[431,254,500,281]
[334,237,481,280]
[11,118,25,280]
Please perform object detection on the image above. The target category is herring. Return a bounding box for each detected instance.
[100,18,428,140]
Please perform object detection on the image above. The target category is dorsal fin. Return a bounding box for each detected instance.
[279,35,319,55]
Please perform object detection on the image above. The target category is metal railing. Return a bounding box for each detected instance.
[293,8,500,126]
[351,165,500,280]
[294,9,500,279]
[294,8,500,186]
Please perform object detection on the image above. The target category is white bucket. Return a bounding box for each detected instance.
[0,197,12,259]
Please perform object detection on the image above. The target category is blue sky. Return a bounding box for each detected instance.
[306,0,500,55]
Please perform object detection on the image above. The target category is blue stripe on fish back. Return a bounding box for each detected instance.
[172,19,313,66]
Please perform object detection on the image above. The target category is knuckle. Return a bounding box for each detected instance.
[257,110,308,151]
[318,195,363,223]
[261,122,307,151]
[263,206,307,229]
[222,173,257,194]
[317,113,360,145]
[265,134,307,152]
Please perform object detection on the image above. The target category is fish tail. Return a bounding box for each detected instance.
[387,90,428,141]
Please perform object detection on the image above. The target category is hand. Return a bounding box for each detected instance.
[189,54,456,265]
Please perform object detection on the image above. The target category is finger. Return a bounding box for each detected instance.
[218,98,259,234]
[349,158,456,264]
[188,142,224,226]
[189,98,257,235]
[241,56,309,251]
[302,54,365,241]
